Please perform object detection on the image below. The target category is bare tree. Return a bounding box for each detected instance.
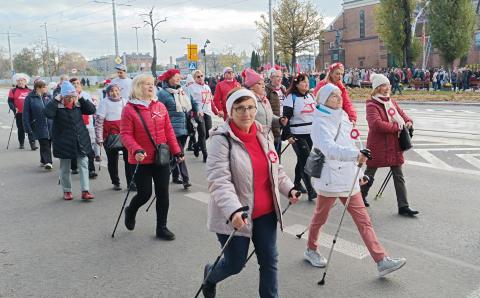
[141,8,166,77]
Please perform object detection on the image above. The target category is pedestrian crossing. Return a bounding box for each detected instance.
[184,191,369,260]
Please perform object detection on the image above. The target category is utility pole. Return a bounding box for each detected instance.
[1,30,20,76]
[132,26,141,72]
[94,0,132,59]
[43,23,52,81]
[269,0,275,67]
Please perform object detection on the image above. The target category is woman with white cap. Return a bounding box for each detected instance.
[303,83,407,279]
[8,73,36,150]
[360,74,419,216]
[202,87,300,298]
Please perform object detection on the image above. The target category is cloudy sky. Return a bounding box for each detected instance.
[0,0,343,64]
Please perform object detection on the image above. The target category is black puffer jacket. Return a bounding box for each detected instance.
[44,97,96,159]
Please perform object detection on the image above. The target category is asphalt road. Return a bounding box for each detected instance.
[1,89,479,297]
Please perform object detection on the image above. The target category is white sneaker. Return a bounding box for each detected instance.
[45,163,53,170]
[377,256,406,277]
[304,248,327,268]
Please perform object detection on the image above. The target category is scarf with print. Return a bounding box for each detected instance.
[165,86,192,113]
[372,95,405,132]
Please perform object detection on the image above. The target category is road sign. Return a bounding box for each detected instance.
[188,61,197,70]
[187,44,198,61]
[115,56,122,64]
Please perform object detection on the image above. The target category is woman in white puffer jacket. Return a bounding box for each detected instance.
[304,83,407,279]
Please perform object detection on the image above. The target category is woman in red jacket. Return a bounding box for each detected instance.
[360,74,419,216]
[313,63,357,123]
[120,74,184,240]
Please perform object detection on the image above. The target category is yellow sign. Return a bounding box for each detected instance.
[187,44,198,61]
[115,56,122,64]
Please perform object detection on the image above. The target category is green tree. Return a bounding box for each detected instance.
[13,47,40,76]
[250,50,259,70]
[266,0,322,72]
[376,0,419,67]
[428,0,476,69]
[219,53,242,71]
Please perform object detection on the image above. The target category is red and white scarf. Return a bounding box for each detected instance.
[372,95,405,132]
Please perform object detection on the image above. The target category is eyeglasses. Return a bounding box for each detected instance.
[196,75,204,78]
[233,105,257,113]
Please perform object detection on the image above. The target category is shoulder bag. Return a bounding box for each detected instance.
[304,121,342,178]
[133,106,170,167]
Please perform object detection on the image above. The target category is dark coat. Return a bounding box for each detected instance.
[365,98,412,168]
[157,84,198,137]
[22,91,53,140]
[265,83,285,138]
[44,97,96,159]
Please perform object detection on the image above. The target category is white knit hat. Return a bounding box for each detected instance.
[226,88,257,117]
[371,74,390,90]
[315,83,341,105]
[12,73,30,84]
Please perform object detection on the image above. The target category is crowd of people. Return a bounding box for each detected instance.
[8,62,422,297]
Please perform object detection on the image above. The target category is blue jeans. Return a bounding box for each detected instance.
[207,212,278,298]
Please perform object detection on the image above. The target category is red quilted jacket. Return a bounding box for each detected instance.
[365,98,412,168]
[313,80,357,122]
[120,100,181,165]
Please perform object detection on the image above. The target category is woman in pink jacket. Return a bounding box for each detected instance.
[202,88,300,298]
[120,74,183,240]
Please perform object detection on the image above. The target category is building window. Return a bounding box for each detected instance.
[359,10,365,39]
[475,32,480,48]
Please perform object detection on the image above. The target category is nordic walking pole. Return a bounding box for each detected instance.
[6,115,15,150]
[244,192,301,265]
[111,162,140,238]
[374,170,392,200]
[318,152,370,286]
[194,212,249,298]
[146,159,178,212]
[280,143,290,155]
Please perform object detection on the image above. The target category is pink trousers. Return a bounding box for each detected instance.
[307,192,387,263]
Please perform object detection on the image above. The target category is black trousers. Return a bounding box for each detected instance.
[360,166,410,208]
[16,113,34,146]
[172,135,190,183]
[106,147,133,186]
[195,114,212,154]
[128,163,171,227]
[292,134,314,192]
[38,138,52,164]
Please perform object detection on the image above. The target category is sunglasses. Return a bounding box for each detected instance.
[196,75,204,78]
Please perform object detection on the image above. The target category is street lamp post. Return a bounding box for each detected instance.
[321,38,326,71]
[203,39,211,75]
[132,26,141,72]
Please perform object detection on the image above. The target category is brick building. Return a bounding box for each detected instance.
[318,0,480,70]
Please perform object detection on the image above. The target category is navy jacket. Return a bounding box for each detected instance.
[23,91,53,140]
[44,97,96,159]
[157,83,198,137]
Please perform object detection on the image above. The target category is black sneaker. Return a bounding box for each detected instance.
[71,169,79,174]
[113,184,122,191]
[202,264,216,298]
[183,181,192,189]
[30,142,38,151]
[203,153,208,163]
[19,144,24,149]
[124,206,136,230]
[295,183,307,194]
[363,198,370,207]
[193,144,200,158]
[308,190,317,201]
[172,177,183,184]
[89,171,98,179]
[156,226,175,240]
[398,206,419,217]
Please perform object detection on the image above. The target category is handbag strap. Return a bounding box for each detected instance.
[313,121,342,155]
[133,106,157,148]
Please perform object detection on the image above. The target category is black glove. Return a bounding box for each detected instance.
[360,148,372,160]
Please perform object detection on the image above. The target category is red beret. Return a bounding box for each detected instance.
[328,63,344,72]
[158,68,180,82]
